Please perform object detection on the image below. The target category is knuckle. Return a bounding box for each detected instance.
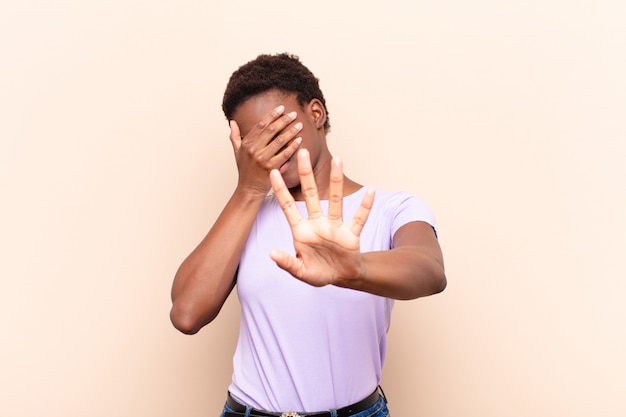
[281,199,296,212]
[280,151,291,162]
[244,144,256,155]
[302,185,318,198]
[329,195,342,204]
[299,166,313,176]
[253,153,264,164]
[273,135,285,147]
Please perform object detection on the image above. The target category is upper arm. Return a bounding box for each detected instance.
[393,221,445,270]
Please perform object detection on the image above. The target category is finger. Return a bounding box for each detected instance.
[249,106,295,147]
[327,157,344,223]
[269,121,303,156]
[350,188,375,236]
[254,111,299,165]
[297,149,323,219]
[269,249,302,278]
[270,169,305,228]
[229,120,242,153]
[270,136,302,167]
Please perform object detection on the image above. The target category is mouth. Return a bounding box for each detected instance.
[279,158,292,174]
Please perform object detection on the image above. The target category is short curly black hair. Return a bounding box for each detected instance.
[222,53,330,133]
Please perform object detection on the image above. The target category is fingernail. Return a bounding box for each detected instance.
[274,105,285,114]
[287,111,297,119]
[294,122,303,130]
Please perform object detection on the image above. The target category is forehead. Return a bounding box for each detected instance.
[232,90,301,135]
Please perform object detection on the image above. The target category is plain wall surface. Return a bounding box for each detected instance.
[1,1,625,416]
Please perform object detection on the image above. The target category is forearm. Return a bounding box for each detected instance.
[336,246,446,300]
[170,187,265,334]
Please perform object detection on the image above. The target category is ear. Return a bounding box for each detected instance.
[307,98,327,130]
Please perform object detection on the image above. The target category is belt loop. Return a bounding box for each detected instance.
[329,409,338,417]
[244,405,252,417]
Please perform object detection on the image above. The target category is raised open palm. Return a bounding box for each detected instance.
[269,149,375,287]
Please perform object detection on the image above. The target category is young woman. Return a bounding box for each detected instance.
[170,53,446,417]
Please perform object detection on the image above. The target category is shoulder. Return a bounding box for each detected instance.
[369,187,437,231]
[372,188,433,213]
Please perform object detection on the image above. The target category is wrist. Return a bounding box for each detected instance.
[234,183,270,201]
[333,254,366,290]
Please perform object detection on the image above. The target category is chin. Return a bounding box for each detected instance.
[278,166,300,190]
[284,180,301,191]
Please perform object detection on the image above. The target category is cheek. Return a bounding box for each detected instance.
[296,134,321,160]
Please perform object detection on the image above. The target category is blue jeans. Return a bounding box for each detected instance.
[219,395,390,417]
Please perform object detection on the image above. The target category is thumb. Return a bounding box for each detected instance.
[229,120,242,152]
[269,249,301,278]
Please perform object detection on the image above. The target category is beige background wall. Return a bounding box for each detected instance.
[1,1,625,416]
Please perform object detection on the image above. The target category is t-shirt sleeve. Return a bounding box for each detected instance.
[389,192,438,239]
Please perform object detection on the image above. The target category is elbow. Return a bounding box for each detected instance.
[399,271,447,300]
[170,315,201,335]
[170,308,202,335]
[425,258,447,296]
[414,268,446,299]
[170,302,217,335]
[432,272,447,295]
[427,260,447,295]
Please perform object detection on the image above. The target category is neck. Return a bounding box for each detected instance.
[290,177,361,201]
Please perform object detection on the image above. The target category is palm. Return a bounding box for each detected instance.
[269,150,375,287]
